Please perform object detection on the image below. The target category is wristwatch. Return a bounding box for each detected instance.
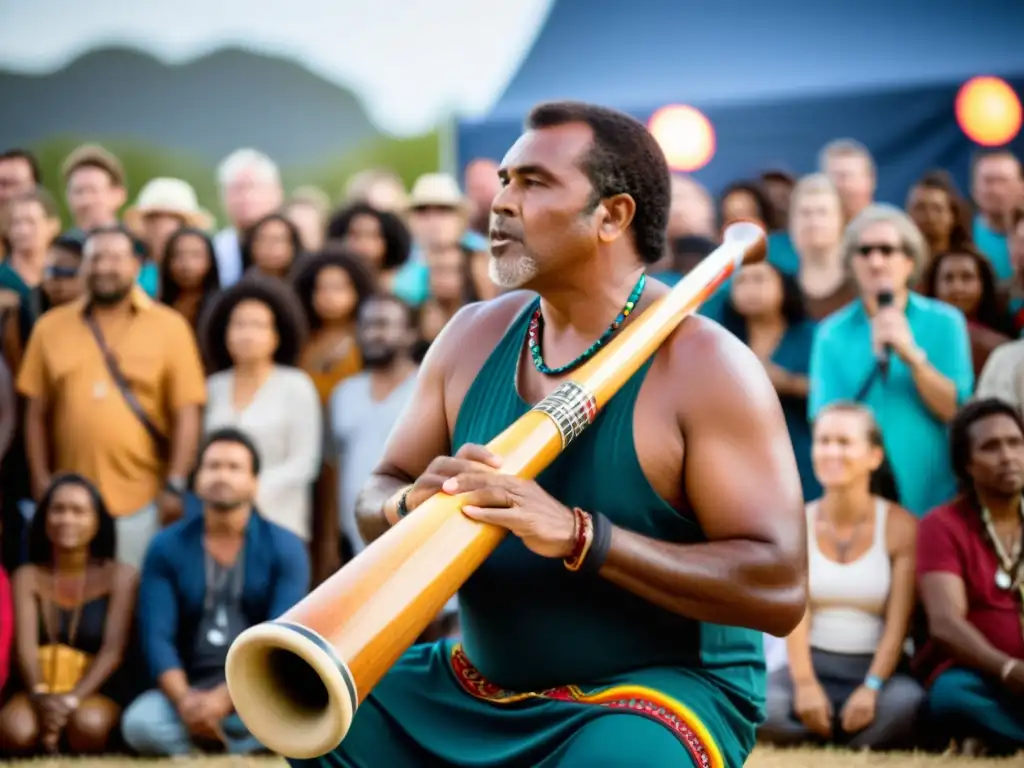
[165,477,187,496]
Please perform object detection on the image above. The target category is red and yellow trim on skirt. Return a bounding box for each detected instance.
[449,643,723,768]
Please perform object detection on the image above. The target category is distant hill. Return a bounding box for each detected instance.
[0,47,379,166]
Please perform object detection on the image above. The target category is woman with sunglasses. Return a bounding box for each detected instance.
[808,205,974,517]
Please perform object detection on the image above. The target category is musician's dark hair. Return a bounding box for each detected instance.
[525,101,670,265]
[0,148,42,185]
[814,401,901,504]
[198,427,262,476]
[950,398,1024,492]
[28,473,116,566]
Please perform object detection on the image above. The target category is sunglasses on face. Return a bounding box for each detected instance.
[45,266,80,279]
[856,243,902,257]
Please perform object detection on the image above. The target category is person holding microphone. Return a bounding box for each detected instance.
[808,204,974,517]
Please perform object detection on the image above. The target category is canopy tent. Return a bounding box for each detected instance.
[457,0,1024,205]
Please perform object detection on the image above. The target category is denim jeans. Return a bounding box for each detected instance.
[121,689,263,756]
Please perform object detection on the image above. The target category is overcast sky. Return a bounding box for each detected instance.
[0,0,553,135]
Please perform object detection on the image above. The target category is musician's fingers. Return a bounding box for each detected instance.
[461,505,520,529]
[453,443,503,468]
[427,456,499,481]
[441,472,508,495]
[415,472,446,488]
[455,487,514,510]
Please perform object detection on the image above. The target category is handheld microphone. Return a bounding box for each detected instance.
[876,289,894,377]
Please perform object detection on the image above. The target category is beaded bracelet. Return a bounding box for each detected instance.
[564,508,594,572]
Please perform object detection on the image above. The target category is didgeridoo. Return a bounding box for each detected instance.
[225,221,767,758]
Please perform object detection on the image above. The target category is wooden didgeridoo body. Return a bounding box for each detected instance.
[225,221,766,759]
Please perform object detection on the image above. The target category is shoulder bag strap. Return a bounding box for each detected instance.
[84,312,171,458]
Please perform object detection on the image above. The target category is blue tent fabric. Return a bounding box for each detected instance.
[458,0,1024,205]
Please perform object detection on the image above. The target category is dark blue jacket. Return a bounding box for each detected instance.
[137,510,309,680]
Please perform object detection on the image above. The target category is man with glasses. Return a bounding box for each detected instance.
[808,203,974,516]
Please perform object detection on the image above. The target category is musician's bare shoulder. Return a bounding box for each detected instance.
[619,277,794,511]
[430,290,538,417]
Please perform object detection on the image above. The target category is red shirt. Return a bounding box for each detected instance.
[915,498,1024,684]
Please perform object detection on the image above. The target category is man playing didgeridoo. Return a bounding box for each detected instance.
[292,102,807,768]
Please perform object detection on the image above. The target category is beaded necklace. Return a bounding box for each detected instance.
[526,273,646,376]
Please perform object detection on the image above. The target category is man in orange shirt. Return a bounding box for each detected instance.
[17,224,207,567]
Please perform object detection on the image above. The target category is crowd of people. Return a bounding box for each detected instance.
[0,127,1020,759]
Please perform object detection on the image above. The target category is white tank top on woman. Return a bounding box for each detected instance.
[807,498,891,655]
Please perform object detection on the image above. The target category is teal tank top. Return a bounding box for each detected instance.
[453,301,763,695]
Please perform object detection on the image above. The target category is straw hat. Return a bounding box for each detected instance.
[406,173,469,213]
[124,177,214,232]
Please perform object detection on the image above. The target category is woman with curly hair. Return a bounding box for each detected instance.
[292,249,377,406]
[325,202,411,297]
[920,246,1012,377]
[240,213,305,281]
[200,277,321,542]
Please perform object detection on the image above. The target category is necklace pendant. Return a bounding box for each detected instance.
[996,569,1013,590]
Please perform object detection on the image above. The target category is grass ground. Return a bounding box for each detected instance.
[5,748,1022,766]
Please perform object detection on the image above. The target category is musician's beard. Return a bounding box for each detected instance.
[489,252,538,289]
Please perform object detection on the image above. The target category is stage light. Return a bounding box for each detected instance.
[956,76,1022,146]
[648,105,715,172]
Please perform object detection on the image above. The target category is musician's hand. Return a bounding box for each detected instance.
[443,473,576,559]
[405,443,503,512]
